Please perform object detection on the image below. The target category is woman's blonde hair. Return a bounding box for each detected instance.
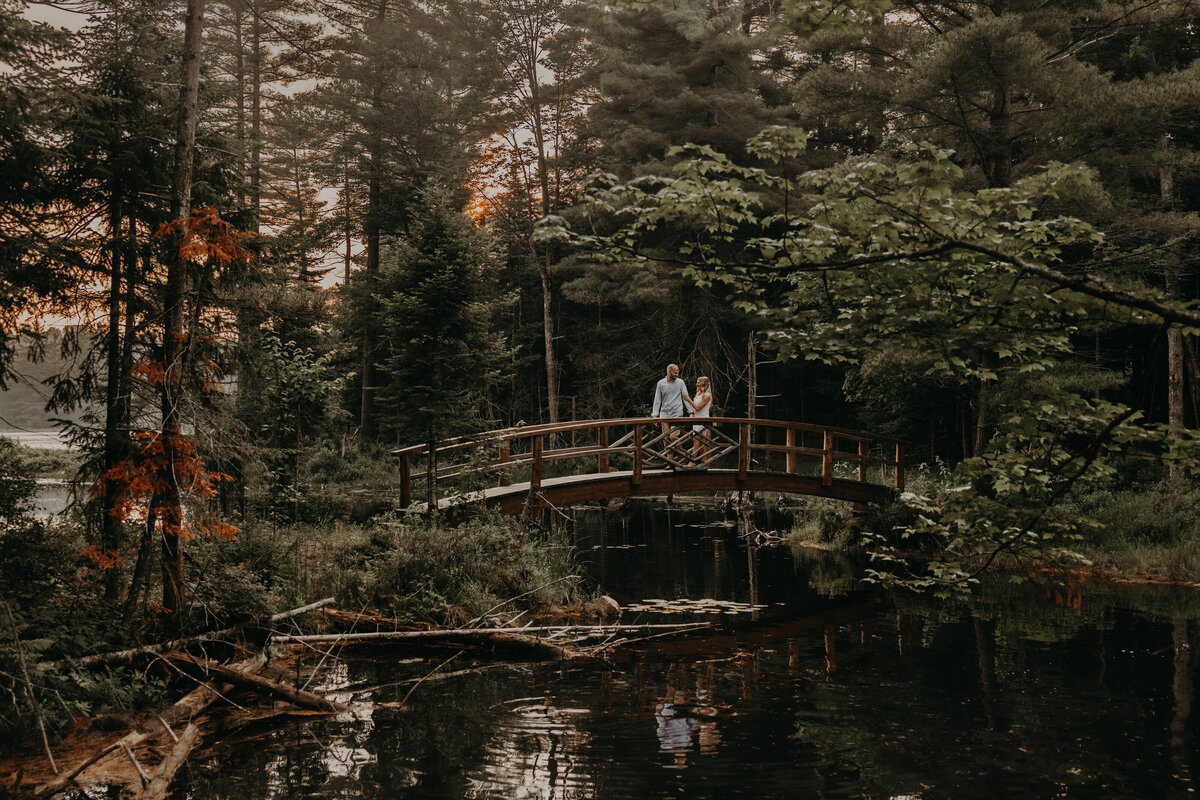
[696,376,710,393]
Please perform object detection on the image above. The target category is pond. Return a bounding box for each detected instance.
[182,500,1199,800]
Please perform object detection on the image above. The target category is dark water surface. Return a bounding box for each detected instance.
[183,501,1200,800]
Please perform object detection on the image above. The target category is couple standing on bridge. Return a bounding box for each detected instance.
[650,363,713,464]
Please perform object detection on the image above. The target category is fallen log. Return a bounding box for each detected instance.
[271,622,710,646]
[165,654,349,713]
[34,653,266,797]
[320,607,428,632]
[36,598,335,672]
[133,723,198,800]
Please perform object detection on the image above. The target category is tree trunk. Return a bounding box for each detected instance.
[539,259,559,426]
[747,330,757,420]
[122,500,159,626]
[233,0,246,211]
[359,0,388,443]
[985,84,1013,188]
[250,0,262,231]
[1163,134,1184,478]
[343,155,353,285]
[528,59,560,428]
[101,191,124,603]
[161,0,207,631]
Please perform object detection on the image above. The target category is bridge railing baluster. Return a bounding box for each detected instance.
[498,440,511,487]
[632,425,643,484]
[738,423,749,479]
[399,454,412,508]
[427,442,438,513]
[822,430,834,486]
[531,435,543,493]
[598,426,609,473]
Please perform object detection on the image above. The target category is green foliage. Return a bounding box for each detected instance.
[375,186,511,445]
[346,514,579,622]
[0,436,37,524]
[1066,480,1200,578]
[788,496,853,547]
[556,122,1200,592]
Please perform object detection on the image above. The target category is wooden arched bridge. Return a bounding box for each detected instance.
[394,417,906,515]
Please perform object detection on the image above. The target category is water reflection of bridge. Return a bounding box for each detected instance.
[393,417,906,514]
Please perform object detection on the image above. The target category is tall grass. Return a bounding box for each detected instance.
[1065,480,1200,580]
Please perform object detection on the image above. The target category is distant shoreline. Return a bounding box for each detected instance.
[0,430,71,450]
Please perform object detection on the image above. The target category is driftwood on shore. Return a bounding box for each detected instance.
[21,603,715,799]
[35,597,335,673]
[271,621,711,647]
[320,606,427,631]
[34,653,267,797]
[165,653,349,712]
[133,723,198,800]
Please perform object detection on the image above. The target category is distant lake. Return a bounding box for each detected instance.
[33,478,76,517]
[1,429,71,450]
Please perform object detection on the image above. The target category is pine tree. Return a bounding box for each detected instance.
[375,186,509,450]
[0,2,75,375]
[317,0,499,443]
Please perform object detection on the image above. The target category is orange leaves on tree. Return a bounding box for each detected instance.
[155,206,253,268]
[90,429,239,542]
[130,359,166,385]
[81,545,126,570]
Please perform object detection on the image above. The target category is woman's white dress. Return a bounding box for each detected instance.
[692,392,712,433]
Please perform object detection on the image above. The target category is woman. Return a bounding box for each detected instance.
[689,376,713,464]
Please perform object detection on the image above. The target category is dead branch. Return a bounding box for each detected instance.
[133,723,198,800]
[3,599,58,775]
[119,742,150,788]
[164,654,348,713]
[465,576,581,628]
[320,607,428,632]
[271,622,710,646]
[34,653,266,797]
[35,598,334,672]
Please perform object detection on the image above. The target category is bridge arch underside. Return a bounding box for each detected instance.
[470,469,896,515]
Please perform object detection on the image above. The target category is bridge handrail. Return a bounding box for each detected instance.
[390,416,906,458]
[393,416,907,510]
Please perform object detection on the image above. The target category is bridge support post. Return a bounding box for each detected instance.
[822,430,833,486]
[598,426,609,473]
[498,440,511,487]
[786,428,797,474]
[531,435,543,493]
[632,425,642,484]
[858,440,866,482]
[426,442,438,514]
[738,423,749,481]
[399,454,411,508]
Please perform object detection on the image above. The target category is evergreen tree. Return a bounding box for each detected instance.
[317,0,499,443]
[0,2,75,375]
[375,186,509,449]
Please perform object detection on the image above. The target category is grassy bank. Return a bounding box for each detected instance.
[786,460,1200,585]
[1064,480,1200,581]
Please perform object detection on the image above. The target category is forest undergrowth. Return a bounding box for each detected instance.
[0,441,581,750]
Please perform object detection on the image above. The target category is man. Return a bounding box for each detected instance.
[651,363,690,458]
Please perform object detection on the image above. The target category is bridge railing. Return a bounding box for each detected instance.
[393,417,906,510]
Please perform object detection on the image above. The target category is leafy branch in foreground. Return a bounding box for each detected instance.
[540,126,1200,591]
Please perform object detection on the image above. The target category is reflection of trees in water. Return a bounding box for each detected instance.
[183,542,1198,799]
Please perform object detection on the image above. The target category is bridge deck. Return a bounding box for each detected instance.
[429,468,895,514]
[397,417,905,514]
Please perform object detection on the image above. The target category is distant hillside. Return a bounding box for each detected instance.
[0,329,92,433]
